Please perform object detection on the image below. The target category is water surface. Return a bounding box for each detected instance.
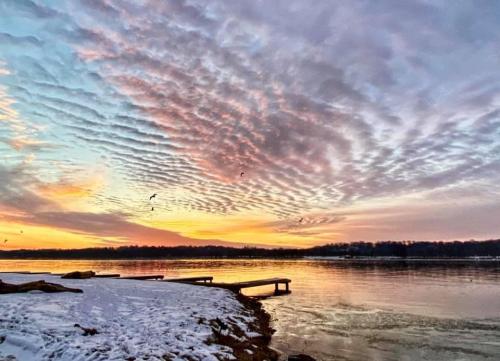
[1,259,499,360]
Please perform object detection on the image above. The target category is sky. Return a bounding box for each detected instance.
[1,0,500,249]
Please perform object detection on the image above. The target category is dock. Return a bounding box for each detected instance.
[226,277,291,295]
[183,277,291,295]
[164,276,213,284]
[120,275,164,280]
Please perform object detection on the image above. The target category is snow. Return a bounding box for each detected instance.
[0,273,260,361]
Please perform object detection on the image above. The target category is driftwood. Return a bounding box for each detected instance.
[61,271,95,279]
[0,279,83,294]
[74,324,99,336]
[288,355,317,361]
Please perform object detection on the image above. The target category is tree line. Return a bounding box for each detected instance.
[1,239,500,259]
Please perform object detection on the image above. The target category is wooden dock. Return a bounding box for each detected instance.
[228,277,291,294]
[164,276,213,284]
[183,277,291,295]
[120,275,164,280]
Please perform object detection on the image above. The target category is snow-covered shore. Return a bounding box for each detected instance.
[0,273,274,361]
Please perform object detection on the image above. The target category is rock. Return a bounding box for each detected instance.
[61,271,95,279]
[288,354,317,361]
[0,355,18,361]
[0,279,83,294]
[74,324,99,336]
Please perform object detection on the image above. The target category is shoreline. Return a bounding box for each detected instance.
[0,273,281,361]
[214,294,280,361]
[1,256,499,262]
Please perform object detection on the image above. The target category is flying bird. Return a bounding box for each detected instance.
[20,230,23,234]
[240,172,245,177]
[299,217,304,223]
[151,207,154,211]
[3,239,7,243]
[149,193,157,200]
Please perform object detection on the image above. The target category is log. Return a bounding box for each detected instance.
[74,324,99,336]
[61,271,95,279]
[0,279,83,294]
[288,354,317,361]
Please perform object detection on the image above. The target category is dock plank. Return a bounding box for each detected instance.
[94,274,120,278]
[230,277,291,288]
[120,275,164,280]
[164,276,213,283]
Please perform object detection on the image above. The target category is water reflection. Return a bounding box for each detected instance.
[1,259,500,360]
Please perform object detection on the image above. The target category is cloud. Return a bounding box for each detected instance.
[268,213,347,235]
[61,0,500,215]
[11,210,234,246]
[0,0,59,19]
[0,164,238,246]
[0,0,500,243]
[36,176,102,200]
[3,137,54,151]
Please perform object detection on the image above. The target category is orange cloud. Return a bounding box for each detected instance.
[38,182,94,199]
[8,137,53,151]
[36,174,105,203]
[0,221,101,250]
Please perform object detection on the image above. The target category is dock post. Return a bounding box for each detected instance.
[274,282,279,295]
[285,282,289,293]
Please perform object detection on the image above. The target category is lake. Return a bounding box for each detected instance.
[1,259,499,360]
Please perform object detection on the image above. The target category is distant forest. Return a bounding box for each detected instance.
[1,239,500,259]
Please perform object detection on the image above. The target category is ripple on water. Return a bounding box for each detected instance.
[266,302,500,361]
